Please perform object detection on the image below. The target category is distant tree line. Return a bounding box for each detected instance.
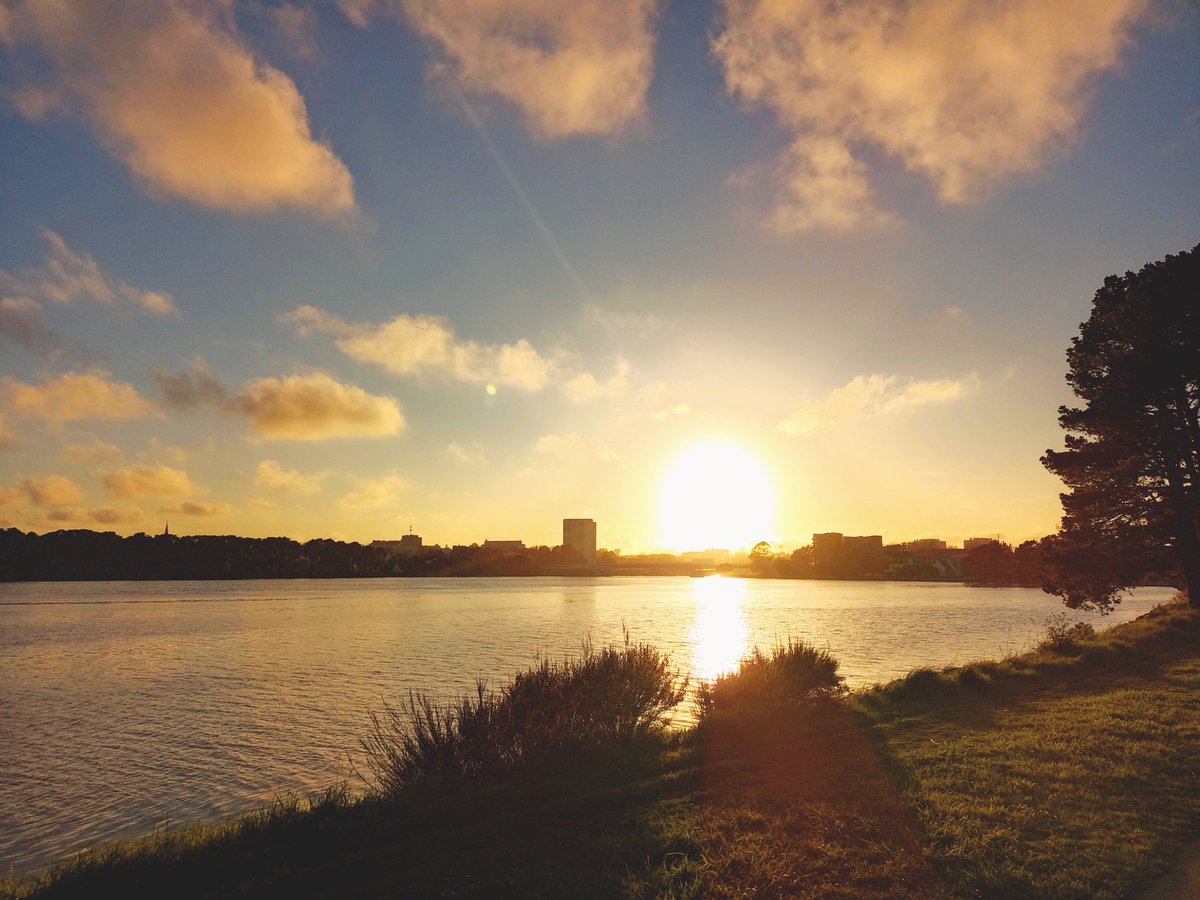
[749,537,1130,588]
[0,529,593,582]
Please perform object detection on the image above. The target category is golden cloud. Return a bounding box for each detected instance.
[162,500,232,517]
[154,361,405,441]
[3,0,354,216]
[235,373,406,440]
[715,0,1150,231]
[21,474,86,507]
[90,506,143,525]
[534,431,584,456]
[777,373,979,436]
[284,305,554,391]
[255,459,324,494]
[338,471,410,510]
[0,411,15,448]
[101,464,195,500]
[7,369,157,423]
[347,0,659,137]
[562,357,630,404]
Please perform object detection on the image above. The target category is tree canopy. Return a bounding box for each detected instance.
[1041,244,1200,610]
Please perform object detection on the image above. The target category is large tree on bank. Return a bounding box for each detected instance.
[1041,244,1200,611]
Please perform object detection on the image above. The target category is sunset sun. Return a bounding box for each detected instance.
[658,441,775,552]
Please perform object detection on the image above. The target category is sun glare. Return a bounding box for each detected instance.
[658,441,775,552]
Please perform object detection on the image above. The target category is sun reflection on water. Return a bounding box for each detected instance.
[689,575,749,682]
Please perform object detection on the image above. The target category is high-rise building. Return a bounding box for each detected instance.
[563,518,597,565]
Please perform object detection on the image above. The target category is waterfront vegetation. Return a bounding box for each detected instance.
[5,599,1199,899]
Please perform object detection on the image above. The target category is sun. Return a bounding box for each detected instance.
[658,441,775,552]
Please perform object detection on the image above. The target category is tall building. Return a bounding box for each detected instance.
[563,518,597,565]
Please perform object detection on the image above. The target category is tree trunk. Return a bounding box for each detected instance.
[1183,554,1200,608]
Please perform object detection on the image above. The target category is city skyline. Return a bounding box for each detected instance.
[0,1,1197,552]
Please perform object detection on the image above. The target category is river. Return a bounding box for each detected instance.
[0,576,1176,875]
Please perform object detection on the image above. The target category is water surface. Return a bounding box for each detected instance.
[0,576,1174,874]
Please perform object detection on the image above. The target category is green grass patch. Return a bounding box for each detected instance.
[859,600,1200,898]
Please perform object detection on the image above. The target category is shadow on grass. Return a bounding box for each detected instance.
[13,736,699,899]
[665,702,946,899]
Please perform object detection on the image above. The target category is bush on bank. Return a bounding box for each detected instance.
[695,639,845,721]
[361,637,687,794]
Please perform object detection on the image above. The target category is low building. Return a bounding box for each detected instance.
[370,533,424,556]
[963,537,1000,551]
[905,538,947,553]
[482,539,525,552]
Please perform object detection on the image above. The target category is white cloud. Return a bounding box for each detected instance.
[0,229,176,315]
[2,0,355,216]
[562,357,630,404]
[346,0,660,138]
[6,369,157,423]
[101,464,195,499]
[339,472,410,510]
[255,459,324,494]
[715,0,1150,230]
[776,373,979,436]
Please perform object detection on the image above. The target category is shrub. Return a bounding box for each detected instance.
[361,637,685,795]
[1038,612,1097,654]
[695,639,844,721]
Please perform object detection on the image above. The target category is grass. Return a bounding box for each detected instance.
[856,600,1200,899]
[5,601,1200,899]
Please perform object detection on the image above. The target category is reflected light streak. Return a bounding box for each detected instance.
[688,576,749,682]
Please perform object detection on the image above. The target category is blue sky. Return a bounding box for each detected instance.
[0,0,1197,551]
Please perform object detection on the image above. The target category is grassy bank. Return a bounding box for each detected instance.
[5,601,1199,899]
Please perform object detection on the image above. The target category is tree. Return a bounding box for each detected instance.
[1041,244,1200,610]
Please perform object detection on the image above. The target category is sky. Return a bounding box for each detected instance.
[0,0,1197,553]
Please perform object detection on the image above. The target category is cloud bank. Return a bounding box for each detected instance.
[2,0,355,216]
[715,0,1150,231]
